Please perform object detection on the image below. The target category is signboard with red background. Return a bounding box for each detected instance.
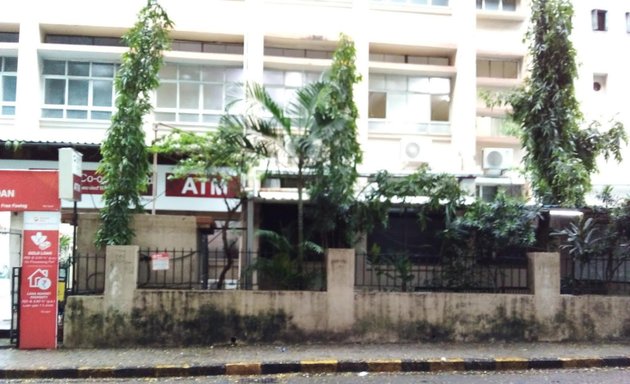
[165,174,239,198]
[0,170,60,211]
[19,211,60,349]
[0,170,61,349]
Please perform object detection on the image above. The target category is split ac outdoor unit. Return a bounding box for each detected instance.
[400,137,431,166]
[482,147,513,170]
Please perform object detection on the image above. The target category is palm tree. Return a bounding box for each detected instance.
[234,81,331,266]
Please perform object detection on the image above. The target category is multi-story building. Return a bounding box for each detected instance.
[0,0,628,209]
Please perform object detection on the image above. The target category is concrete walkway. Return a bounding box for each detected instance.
[0,341,629,379]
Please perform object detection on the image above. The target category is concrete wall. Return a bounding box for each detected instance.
[63,250,630,348]
[73,213,199,292]
[77,213,198,254]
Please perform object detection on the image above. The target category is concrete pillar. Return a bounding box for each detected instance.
[104,245,139,314]
[326,248,355,332]
[528,252,561,339]
[451,0,478,173]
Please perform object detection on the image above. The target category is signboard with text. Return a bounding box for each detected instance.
[19,211,60,349]
[165,174,238,198]
[0,170,60,212]
[80,170,153,196]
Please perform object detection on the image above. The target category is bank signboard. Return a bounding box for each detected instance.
[0,170,60,211]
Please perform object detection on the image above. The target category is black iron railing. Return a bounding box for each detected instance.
[355,253,529,293]
[70,253,105,295]
[561,255,630,296]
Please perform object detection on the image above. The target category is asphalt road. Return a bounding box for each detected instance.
[6,367,630,384]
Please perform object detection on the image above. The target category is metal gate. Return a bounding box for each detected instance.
[10,267,19,346]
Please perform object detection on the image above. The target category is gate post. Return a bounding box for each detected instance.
[104,245,139,314]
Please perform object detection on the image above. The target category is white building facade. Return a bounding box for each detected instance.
[0,0,626,206]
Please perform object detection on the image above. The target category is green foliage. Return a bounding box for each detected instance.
[504,0,626,207]
[454,193,538,259]
[309,34,363,246]
[249,229,324,290]
[96,1,172,246]
[364,165,465,230]
[553,216,600,264]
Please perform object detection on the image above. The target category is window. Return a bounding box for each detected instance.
[370,53,449,65]
[591,9,607,31]
[263,69,322,111]
[0,57,17,116]
[371,0,449,6]
[171,40,244,54]
[42,60,117,120]
[265,47,334,59]
[154,63,243,124]
[476,0,516,11]
[45,34,124,47]
[0,32,19,43]
[626,12,630,33]
[476,116,517,137]
[369,74,450,125]
[476,58,520,79]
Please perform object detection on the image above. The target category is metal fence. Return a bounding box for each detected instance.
[561,255,630,296]
[355,253,529,293]
[70,253,105,295]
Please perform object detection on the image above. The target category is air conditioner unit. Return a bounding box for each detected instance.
[482,147,513,170]
[400,137,432,166]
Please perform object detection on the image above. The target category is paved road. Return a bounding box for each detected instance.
[5,368,630,384]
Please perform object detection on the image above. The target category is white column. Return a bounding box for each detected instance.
[352,0,370,158]
[450,0,478,173]
[15,19,41,141]
[243,0,264,85]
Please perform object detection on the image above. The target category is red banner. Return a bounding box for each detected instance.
[165,174,238,198]
[19,212,60,349]
[0,170,60,211]
[81,170,152,196]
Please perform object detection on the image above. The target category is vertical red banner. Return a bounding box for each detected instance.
[19,212,60,349]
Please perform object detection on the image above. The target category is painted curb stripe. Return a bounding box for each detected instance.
[560,357,603,369]
[2,355,630,379]
[261,361,301,374]
[337,360,369,372]
[401,359,431,372]
[300,360,338,373]
[464,358,496,371]
[528,358,563,370]
[428,358,466,372]
[601,356,630,367]
[494,357,529,371]
[367,359,402,372]
[225,363,262,375]
[187,364,226,376]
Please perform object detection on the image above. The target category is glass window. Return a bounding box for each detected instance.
[371,0,448,6]
[626,13,630,33]
[368,73,451,125]
[476,58,520,79]
[154,63,244,124]
[2,76,16,102]
[591,9,607,31]
[477,0,517,11]
[262,68,322,112]
[41,59,117,120]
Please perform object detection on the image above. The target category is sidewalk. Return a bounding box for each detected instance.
[0,341,629,379]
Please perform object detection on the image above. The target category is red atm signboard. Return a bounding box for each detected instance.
[0,170,60,211]
[165,174,239,198]
[19,211,60,349]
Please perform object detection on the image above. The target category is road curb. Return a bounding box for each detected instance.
[1,356,629,379]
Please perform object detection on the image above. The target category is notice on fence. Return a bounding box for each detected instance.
[151,252,170,271]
